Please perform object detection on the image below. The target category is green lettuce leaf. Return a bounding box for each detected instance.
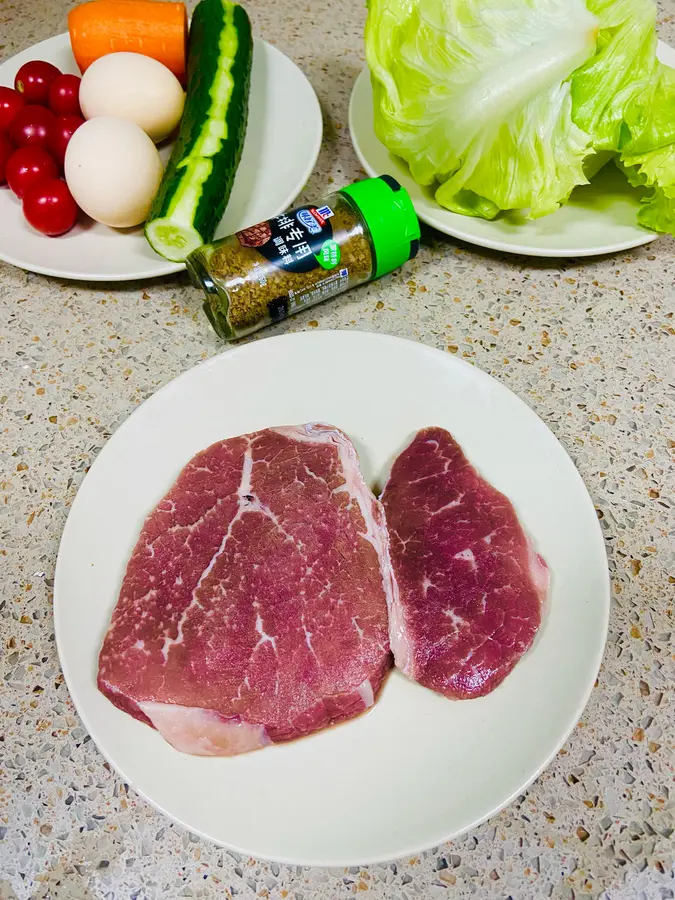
[619,134,675,236]
[635,191,675,232]
[621,62,675,156]
[568,0,675,235]
[435,83,592,218]
[619,61,675,235]
[570,0,661,152]
[365,0,599,217]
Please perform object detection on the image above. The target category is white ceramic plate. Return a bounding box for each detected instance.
[54,331,609,865]
[0,33,322,281]
[349,42,675,258]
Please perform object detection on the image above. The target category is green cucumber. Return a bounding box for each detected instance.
[145,0,253,262]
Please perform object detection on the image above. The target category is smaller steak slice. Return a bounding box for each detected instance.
[381,427,548,699]
[98,424,393,756]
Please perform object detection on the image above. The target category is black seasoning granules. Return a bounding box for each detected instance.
[186,176,421,340]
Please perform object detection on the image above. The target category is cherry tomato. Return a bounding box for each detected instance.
[6,146,58,198]
[48,74,82,117]
[9,105,56,150]
[0,86,25,131]
[0,132,15,184]
[23,177,78,236]
[14,60,62,106]
[49,115,84,167]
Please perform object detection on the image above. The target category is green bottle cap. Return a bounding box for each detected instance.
[340,175,421,279]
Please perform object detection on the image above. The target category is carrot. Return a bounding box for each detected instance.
[68,0,188,83]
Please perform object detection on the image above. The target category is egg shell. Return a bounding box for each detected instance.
[64,116,164,228]
[79,52,185,143]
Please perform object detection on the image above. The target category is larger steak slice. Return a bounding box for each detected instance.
[98,424,393,756]
[380,427,548,699]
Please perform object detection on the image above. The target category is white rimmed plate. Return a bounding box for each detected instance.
[54,330,609,865]
[349,42,675,258]
[0,33,322,280]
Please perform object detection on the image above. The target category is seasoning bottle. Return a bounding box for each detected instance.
[185,175,420,340]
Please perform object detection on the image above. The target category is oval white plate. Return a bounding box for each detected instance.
[349,42,675,258]
[0,33,322,281]
[54,331,610,865]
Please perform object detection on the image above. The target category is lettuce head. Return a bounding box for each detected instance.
[365,0,675,235]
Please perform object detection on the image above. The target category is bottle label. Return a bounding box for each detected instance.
[237,206,336,275]
[266,268,350,323]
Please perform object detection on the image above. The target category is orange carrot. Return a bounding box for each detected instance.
[68,0,188,83]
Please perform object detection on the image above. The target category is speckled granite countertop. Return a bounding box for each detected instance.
[1,0,674,897]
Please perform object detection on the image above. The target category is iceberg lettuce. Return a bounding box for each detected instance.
[365,0,675,235]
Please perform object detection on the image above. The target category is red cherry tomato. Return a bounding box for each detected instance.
[0,86,25,131]
[9,105,56,151]
[48,74,82,117]
[49,115,84,167]
[23,177,78,237]
[0,132,15,184]
[14,60,62,106]
[6,146,58,198]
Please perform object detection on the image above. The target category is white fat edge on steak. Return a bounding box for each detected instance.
[526,534,551,604]
[357,678,375,708]
[139,702,271,757]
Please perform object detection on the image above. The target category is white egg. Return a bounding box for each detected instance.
[64,117,164,228]
[80,52,185,143]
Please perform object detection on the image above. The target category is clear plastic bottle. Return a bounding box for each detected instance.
[185,175,420,340]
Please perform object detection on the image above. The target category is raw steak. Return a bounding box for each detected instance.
[380,427,548,699]
[98,424,394,756]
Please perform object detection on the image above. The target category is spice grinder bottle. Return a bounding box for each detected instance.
[185,175,421,340]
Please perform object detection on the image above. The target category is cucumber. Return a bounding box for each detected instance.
[145,0,253,262]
